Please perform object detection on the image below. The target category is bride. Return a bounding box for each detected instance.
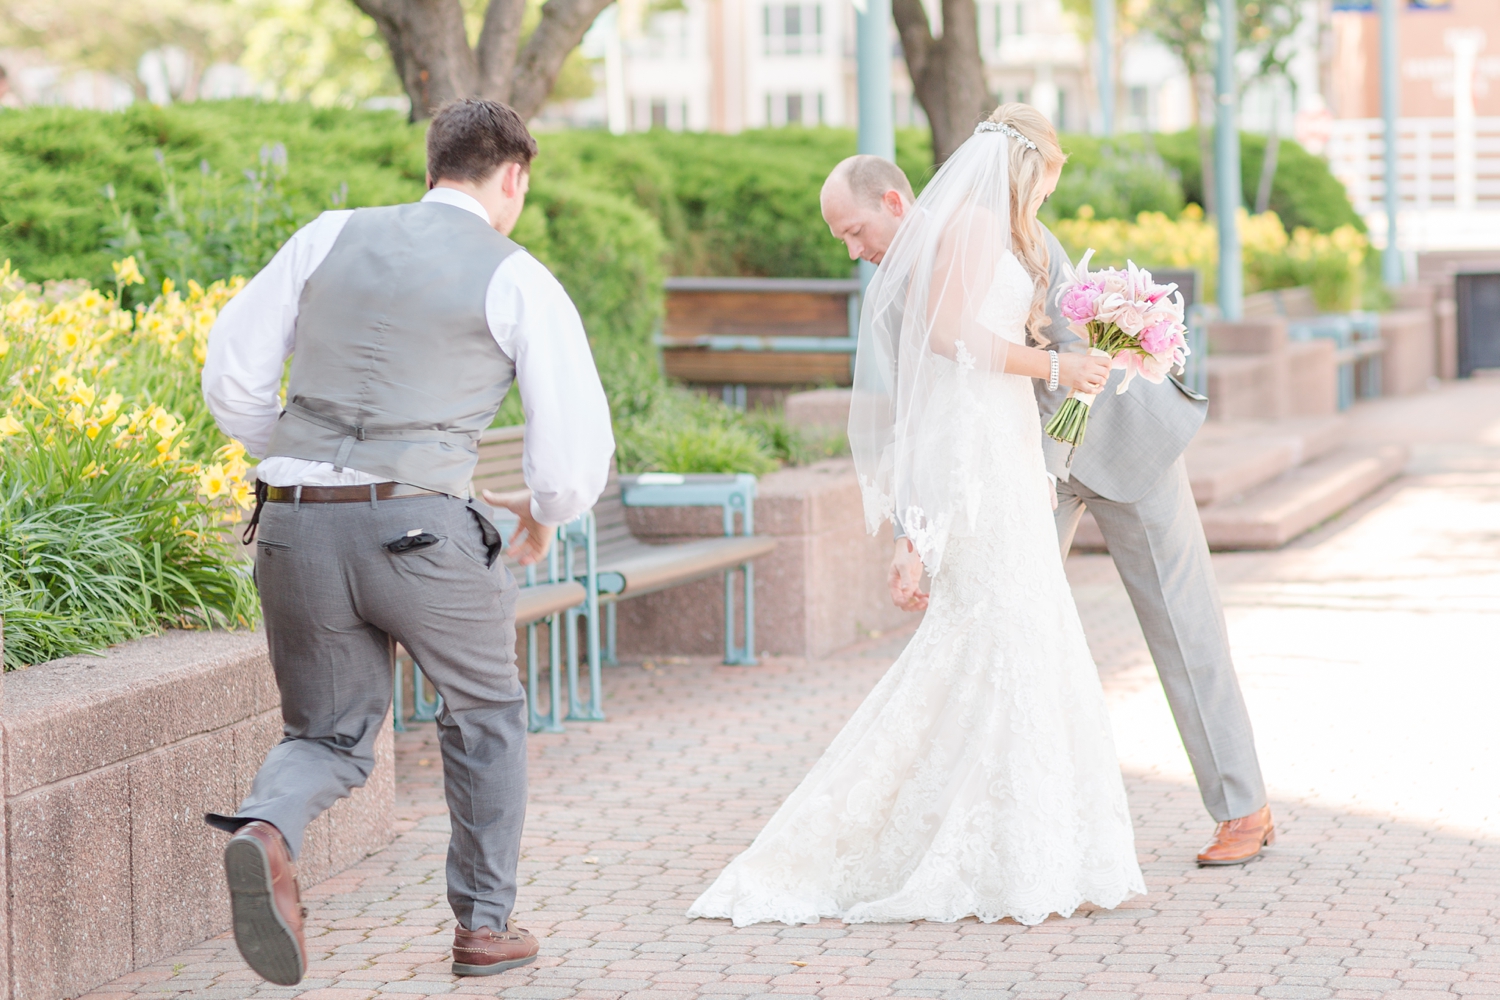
[688,105,1147,927]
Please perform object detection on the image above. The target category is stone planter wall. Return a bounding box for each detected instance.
[615,458,920,660]
[1205,309,1436,422]
[0,629,394,1000]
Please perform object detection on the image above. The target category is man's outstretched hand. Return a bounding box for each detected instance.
[481,488,553,566]
[888,539,929,612]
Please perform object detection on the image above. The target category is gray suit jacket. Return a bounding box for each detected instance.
[1032,228,1208,504]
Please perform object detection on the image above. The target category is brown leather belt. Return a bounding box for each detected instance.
[264,482,446,503]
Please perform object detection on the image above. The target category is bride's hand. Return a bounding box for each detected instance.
[888,539,929,612]
[1058,352,1112,394]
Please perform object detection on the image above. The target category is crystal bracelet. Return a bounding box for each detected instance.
[1047,350,1060,392]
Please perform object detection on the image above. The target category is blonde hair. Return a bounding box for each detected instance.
[985,103,1067,342]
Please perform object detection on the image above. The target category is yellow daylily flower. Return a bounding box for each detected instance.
[112,256,145,286]
[68,382,97,408]
[0,413,23,437]
[198,463,229,499]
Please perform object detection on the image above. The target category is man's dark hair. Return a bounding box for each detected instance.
[426,99,538,185]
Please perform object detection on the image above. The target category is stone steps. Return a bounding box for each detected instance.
[1184,415,1348,505]
[1071,414,1409,552]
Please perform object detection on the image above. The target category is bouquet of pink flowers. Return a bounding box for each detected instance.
[1044,250,1192,447]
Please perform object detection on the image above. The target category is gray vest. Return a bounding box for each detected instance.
[264,202,521,497]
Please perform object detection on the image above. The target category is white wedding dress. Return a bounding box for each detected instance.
[688,254,1147,927]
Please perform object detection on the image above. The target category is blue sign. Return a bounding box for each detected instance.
[1331,0,1453,8]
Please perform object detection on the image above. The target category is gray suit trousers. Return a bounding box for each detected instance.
[1055,458,1267,822]
[232,493,526,932]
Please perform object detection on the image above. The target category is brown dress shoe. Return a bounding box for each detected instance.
[223,821,306,985]
[452,923,540,976]
[1197,805,1276,866]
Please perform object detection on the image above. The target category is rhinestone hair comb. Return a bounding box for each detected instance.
[974,120,1038,151]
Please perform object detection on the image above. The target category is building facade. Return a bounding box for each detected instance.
[564,0,1087,135]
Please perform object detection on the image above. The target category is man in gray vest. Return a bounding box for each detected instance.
[822,154,1274,868]
[201,99,614,985]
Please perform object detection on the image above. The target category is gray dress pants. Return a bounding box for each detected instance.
[1055,457,1267,822]
[225,492,526,933]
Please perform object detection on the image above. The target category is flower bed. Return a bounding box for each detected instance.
[0,262,255,669]
[1054,206,1373,312]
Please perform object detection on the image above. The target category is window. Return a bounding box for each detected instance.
[786,93,803,124]
[763,3,824,56]
[1128,86,1150,122]
[1015,0,1025,36]
[651,99,668,129]
[988,2,1003,51]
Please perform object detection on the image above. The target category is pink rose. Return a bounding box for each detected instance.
[1096,293,1146,335]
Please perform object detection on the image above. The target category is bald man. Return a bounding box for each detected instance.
[821,154,1274,869]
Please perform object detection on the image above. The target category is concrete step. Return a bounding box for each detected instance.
[1070,442,1408,552]
[1197,443,1409,550]
[1185,415,1348,505]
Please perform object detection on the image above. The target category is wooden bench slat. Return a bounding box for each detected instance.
[516,580,586,625]
[595,536,776,598]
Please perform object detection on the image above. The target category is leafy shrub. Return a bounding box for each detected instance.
[0,102,424,287]
[1045,137,1186,222]
[534,127,935,278]
[1054,205,1370,310]
[104,144,311,307]
[1151,129,1364,234]
[0,265,258,667]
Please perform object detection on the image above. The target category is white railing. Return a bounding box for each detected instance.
[1327,117,1500,215]
[1326,117,1500,251]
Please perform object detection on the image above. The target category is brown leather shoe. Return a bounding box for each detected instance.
[223,821,306,985]
[1197,805,1276,866]
[452,923,539,976]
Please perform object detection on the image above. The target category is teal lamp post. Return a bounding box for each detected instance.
[1380,0,1403,286]
[1214,0,1243,320]
[1094,0,1115,135]
[855,0,894,290]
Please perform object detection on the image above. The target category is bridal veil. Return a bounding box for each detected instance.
[849,124,1034,575]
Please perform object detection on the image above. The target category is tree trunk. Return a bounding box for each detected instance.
[350,0,617,121]
[353,0,476,118]
[892,0,992,164]
[508,0,618,118]
[1194,71,1217,221]
[477,0,527,103]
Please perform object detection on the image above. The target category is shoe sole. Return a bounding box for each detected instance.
[1197,850,1262,866]
[452,954,538,976]
[224,836,305,986]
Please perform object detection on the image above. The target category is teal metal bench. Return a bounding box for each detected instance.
[1243,286,1384,410]
[557,468,777,722]
[411,428,778,733]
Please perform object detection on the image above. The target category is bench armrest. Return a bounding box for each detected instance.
[618,472,759,536]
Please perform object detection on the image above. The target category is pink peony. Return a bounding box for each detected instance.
[1140,319,1176,355]
[1058,282,1103,322]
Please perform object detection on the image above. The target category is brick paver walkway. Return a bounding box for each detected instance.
[85,382,1500,1000]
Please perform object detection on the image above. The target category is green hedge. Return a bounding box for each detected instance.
[0,104,1365,475]
[1055,131,1361,233]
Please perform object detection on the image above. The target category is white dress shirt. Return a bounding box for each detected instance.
[201,187,615,526]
